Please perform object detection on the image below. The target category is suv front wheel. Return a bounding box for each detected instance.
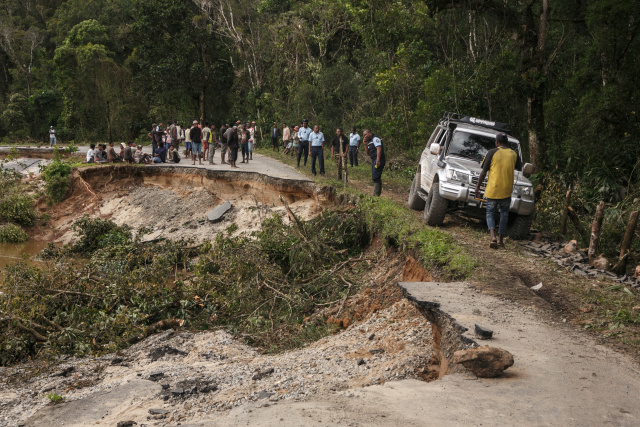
[507,213,533,240]
[408,172,426,210]
[423,182,448,226]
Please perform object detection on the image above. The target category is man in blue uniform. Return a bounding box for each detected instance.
[309,124,325,175]
[297,119,312,168]
[363,129,385,196]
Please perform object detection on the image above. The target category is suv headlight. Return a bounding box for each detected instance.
[513,184,532,196]
[446,169,470,183]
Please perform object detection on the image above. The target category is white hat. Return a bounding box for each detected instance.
[193,120,198,124]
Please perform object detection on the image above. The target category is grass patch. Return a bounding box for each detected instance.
[258,148,475,278]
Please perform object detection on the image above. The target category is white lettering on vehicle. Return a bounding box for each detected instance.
[469,117,496,127]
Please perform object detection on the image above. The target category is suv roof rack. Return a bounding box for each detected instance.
[440,111,511,133]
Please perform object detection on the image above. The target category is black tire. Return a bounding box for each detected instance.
[507,213,533,240]
[408,172,426,211]
[423,182,448,226]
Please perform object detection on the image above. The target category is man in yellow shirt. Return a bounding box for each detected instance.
[474,132,522,249]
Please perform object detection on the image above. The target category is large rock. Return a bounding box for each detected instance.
[207,201,232,223]
[563,240,579,253]
[634,265,640,278]
[453,346,514,378]
[589,254,610,271]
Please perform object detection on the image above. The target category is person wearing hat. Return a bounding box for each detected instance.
[474,132,523,249]
[49,126,57,147]
[363,129,385,196]
[270,122,280,152]
[190,120,203,165]
[297,119,312,167]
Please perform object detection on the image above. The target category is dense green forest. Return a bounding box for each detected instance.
[1,1,639,196]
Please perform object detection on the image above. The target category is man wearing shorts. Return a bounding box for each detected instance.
[228,126,239,168]
[190,120,203,165]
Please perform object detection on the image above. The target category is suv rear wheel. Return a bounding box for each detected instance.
[507,213,533,240]
[408,172,425,210]
[423,182,448,226]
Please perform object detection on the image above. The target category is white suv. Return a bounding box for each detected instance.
[408,113,535,239]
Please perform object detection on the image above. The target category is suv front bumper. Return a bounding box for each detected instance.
[439,181,534,216]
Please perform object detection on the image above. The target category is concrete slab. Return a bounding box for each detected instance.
[204,282,640,426]
[24,380,162,427]
[207,201,232,222]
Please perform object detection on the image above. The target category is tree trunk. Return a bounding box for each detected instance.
[611,210,639,275]
[567,206,588,244]
[560,188,571,235]
[588,202,605,262]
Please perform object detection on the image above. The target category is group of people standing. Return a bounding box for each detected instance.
[83,117,386,196]
[148,120,257,168]
[270,120,386,195]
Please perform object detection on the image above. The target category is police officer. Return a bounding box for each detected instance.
[309,124,325,175]
[363,129,385,196]
[297,119,312,167]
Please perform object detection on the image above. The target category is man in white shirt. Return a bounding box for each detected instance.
[309,124,325,176]
[348,127,361,167]
[297,119,312,167]
[49,126,57,147]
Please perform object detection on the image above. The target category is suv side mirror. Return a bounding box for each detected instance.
[429,143,440,155]
[523,163,534,177]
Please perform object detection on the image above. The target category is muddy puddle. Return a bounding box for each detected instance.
[0,240,47,268]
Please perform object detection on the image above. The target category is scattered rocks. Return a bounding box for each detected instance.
[368,333,375,340]
[453,346,514,378]
[147,371,165,381]
[357,358,366,366]
[369,349,384,355]
[252,367,275,381]
[474,324,493,340]
[149,408,170,415]
[519,240,640,289]
[258,390,274,400]
[116,421,137,427]
[148,345,188,361]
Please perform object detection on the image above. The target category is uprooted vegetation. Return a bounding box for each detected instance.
[0,193,470,366]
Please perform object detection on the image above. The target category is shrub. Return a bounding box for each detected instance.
[0,194,36,226]
[0,224,28,243]
[41,159,72,202]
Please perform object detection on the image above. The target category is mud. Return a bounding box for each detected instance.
[34,165,333,245]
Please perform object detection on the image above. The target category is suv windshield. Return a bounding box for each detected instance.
[447,131,520,167]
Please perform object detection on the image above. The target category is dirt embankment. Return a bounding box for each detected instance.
[33,165,334,245]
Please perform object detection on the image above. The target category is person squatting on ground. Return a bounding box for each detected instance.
[153,142,167,163]
[474,132,522,249]
[349,127,361,167]
[297,119,311,167]
[331,128,348,180]
[309,124,325,176]
[190,120,203,165]
[363,129,385,196]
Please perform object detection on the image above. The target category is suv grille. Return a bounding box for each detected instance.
[471,176,488,190]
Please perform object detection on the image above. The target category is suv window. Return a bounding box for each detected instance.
[447,131,521,167]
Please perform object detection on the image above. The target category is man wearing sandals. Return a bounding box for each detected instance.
[475,132,522,249]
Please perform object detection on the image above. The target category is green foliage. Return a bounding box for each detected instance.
[40,159,72,202]
[0,207,373,364]
[0,194,36,226]
[46,393,65,404]
[358,195,475,278]
[0,224,29,244]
